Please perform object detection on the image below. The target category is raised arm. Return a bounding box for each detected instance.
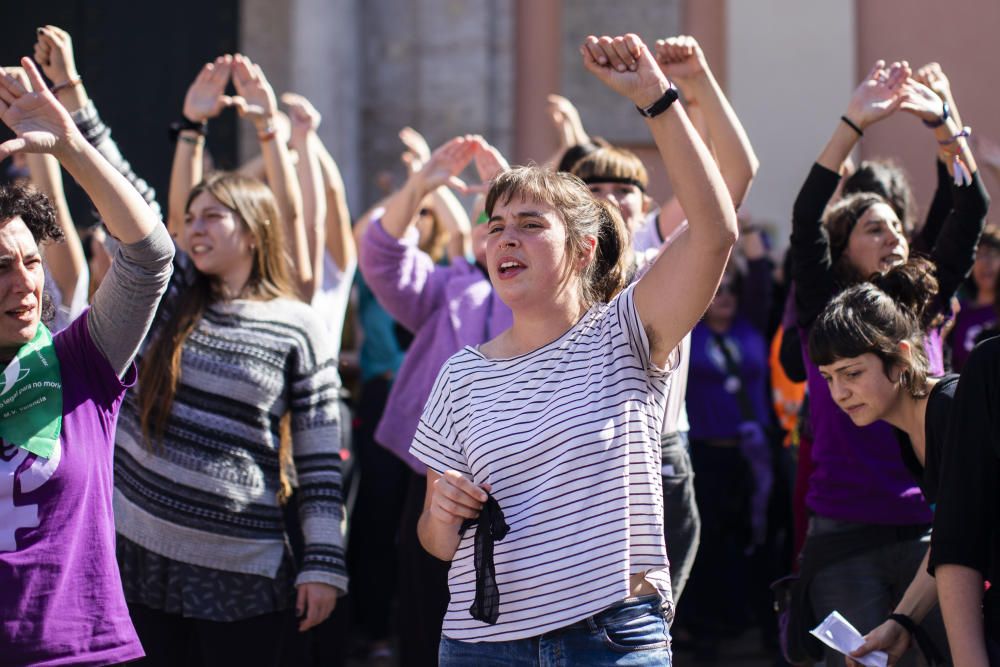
[791,60,909,328]
[35,25,161,218]
[282,93,326,300]
[33,26,86,114]
[582,33,737,366]
[0,60,173,374]
[12,62,88,306]
[911,63,961,254]
[316,132,355,273]
[654,35,758,209]
[399,126,472,262]
[737,227,773,334]
[169,56,236,244]
[379,135,476,240]
[232,55,311,298]
[358,137,477,331]
[897,77,989,305]
[542,94,591,170]
[25,152,87,309]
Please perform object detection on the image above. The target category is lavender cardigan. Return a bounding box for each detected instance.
[359,218,513,472]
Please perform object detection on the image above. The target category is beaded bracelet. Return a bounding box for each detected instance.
[938,125,972,146]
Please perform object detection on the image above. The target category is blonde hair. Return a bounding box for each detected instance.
[570,145,648,191]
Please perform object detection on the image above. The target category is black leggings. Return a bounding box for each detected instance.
[128,603,291,667]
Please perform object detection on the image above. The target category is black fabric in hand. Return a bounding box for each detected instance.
[460,494,509,625]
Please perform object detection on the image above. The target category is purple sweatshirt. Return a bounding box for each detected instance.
[360,219,512,472]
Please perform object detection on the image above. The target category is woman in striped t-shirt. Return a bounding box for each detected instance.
[411,33,738,665]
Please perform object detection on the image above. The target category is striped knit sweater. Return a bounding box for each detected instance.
[113,296,347,592]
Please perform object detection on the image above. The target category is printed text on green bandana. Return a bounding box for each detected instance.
[0,324,62,458]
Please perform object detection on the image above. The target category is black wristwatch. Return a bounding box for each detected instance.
[168,117,208,144]
[636,86,679,119]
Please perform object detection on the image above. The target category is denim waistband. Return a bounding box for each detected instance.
[548,594,666,634]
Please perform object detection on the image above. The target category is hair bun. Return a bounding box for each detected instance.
[871,256,939,324]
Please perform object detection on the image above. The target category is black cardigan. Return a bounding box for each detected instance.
[790,161,990,330]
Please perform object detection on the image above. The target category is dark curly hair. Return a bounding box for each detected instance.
[0,184,63,244]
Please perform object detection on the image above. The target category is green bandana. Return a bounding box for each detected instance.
[0,324,62,458]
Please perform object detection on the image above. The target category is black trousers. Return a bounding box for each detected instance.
[397,470,451,667]
[346,376,411,642]
[677,440,753,640]
[128,603,291,667]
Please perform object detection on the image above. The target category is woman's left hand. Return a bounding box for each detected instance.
[295,581,338,632]
[899,78,946,125]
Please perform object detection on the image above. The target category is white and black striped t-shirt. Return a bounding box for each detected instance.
[410,284,675,642]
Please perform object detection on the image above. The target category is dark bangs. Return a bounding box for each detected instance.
[807,285,888,367]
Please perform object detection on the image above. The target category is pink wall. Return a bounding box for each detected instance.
[856,0,1000,223]
[513,0,562,165]
[612,0,730,207]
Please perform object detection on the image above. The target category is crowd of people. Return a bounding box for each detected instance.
[2,23,1000,667]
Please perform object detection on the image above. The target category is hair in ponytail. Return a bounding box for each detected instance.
[590,198,631,303]
[808,257,939,397]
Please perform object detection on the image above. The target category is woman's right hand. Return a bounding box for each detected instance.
[0,59,80,160]
[281,92,321,145]
[428,470,490,527]
[231,54,279,131]
[469,136,510,193]
[847,618,911,666]
[183,55,235,123]
[33,25,79,87]
[400,126,432,165]
[581,33,672,110]
[843,60,909,130]
[399,126,432,175]
[898,78,946,125]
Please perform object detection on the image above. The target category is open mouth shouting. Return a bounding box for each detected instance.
[879,251,905,271]
[496,258,526,279]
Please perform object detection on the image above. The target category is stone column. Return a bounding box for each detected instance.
[240,0,363,212]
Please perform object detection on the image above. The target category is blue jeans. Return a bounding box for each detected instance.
[439,595,671,666]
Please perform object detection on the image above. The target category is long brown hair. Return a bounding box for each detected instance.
[138,172,296,448]
[824,192,902,286]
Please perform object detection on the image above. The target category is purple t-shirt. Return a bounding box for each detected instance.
[801,332,932,525]
[0,313,142,666]
[950,302,997,371]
